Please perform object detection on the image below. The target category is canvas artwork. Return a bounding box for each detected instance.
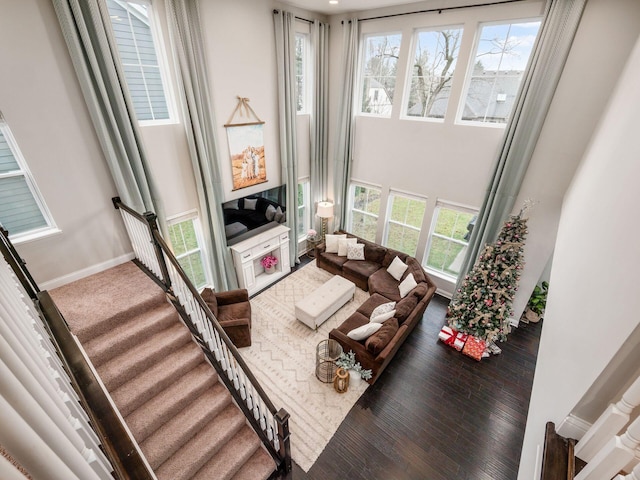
[227,123,267,190]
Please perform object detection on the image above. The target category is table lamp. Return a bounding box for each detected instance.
[316,201,334,241]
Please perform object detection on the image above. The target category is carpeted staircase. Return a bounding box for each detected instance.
[49,261,275,480]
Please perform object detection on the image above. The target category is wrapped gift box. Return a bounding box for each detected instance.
[462,336,486,361]
[438,326,468,351]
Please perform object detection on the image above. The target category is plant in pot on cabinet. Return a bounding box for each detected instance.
[261,255,278,274]
[523,281,549,323]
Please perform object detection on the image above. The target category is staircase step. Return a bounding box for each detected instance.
[98,322,192,391]
[125,362,219,443]
[156,407,249,480]
[141,387,234,469]
[84,303,178,367]
[230,447,277,480]
[111,343,204,417]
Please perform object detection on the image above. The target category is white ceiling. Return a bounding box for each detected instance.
[282,0,427,15]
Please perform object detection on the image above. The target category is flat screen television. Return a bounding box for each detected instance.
[222,185,287,246]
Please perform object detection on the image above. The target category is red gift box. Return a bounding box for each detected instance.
[462,336,486,361]
[438,326,468,351]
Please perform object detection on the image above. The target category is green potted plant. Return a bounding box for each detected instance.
[523,281,549,323]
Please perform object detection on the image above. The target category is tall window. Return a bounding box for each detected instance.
[360,33,402,116]
[0,117,56,241]
[460,20,541,124]
[405,26,464,120]
[348,183,381,242]
[383,191,426,256]
[168,213,209,289]
[424,203,477,279]
[295,33,310,114]
[106,0,173,123]
[297,179,310,239]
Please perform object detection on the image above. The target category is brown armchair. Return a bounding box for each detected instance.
[201,288,252,348]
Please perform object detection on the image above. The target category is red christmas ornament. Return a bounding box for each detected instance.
[485,299,493,307]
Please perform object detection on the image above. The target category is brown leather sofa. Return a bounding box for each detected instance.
[201,288,252,348]
[315,232,436,384]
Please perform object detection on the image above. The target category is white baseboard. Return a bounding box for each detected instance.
[557,414,592,441]
[40,252,135,291]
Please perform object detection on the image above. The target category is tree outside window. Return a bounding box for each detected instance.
[405,26,464,119]
[360,33,402,116]
[461,20,541,124]
[295,33,309,113]
[348,184,381,241]
[383,192,426,256]
[424,204,477,279]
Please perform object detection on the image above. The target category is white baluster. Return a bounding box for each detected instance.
[615,462,640,480]
[576,374,640,462]
[576,415,640,480]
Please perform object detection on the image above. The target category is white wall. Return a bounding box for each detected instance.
[517,28,640,480]
[0,0,132,286]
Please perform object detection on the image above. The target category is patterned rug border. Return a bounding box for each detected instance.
[241,261,370,472]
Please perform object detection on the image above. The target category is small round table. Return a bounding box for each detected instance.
[315,339,343,383]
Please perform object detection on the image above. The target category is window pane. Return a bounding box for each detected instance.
[361,34,402,116]
[295,34,306,113]
[461,20,541,124]
[178,252,207,289]
[406,27,463,119]
[426,236,466,277]
[433,208,475,241]
[107,0,170,122]
[168,217,208,288]
[349,184,381,241]
[0,132,19,174]
[390,196,425,228]
[351,211,377,242]
[386,222,420,256]
[0,176,47,235]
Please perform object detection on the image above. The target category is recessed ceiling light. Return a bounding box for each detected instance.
[329,1,338,4]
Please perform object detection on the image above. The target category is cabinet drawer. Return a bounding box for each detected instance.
[252,238,277,257]
[239,250,253,262]
[280,233,289,242]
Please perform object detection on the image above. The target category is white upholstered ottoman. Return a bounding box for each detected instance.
[295,275,356,329]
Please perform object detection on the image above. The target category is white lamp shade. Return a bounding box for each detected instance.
[316,201,334,218]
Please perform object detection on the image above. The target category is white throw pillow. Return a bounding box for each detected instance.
[337,237,358,257]
[398,273,418,298]
[371,309,396,323]
[223,200,239,210]
[274,206,285,223]
[370,301,396,319]
[387,256,408,281]
[347,322,382,341]
[265,204,277,221]
[244,198,258,210]
[325,234,346,253]
[346,243,365,260]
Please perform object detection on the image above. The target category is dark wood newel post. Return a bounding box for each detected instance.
[143,212,172,291]
[275,408,292,473]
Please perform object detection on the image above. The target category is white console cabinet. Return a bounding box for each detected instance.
[230,225,291,296]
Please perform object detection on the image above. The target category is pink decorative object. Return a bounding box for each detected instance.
[261,255,278,269]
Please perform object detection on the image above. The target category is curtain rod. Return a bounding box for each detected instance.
[272,9,314,24]
[342,0,526,23]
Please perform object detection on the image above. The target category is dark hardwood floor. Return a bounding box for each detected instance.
[283,265,543,480]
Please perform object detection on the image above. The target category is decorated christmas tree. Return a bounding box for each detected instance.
[447,207,529,343]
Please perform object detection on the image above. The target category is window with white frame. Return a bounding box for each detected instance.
[297,179,310,239]
[460,19,541,124]
[347,183,381,242]
[424,203,477,279]
[168,213,209,289]
[360,33,403,116]
[295,33,310,114]
[383,191,426,256]
[405,26,464,120]
[0,117,57,242]
[106,0,173,123]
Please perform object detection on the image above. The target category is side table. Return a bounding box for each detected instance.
[315,339,343,383]
[306,238,320,259]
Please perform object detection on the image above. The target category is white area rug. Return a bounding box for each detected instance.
[243,261,370,472]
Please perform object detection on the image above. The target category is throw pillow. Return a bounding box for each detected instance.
[274,206,285,223]
[337,237,358,257]
[370,301,396,320]
[387,255,408,281]
[346,243,365,260]
[399,272,417,298]
[365,318,399,355]
[347,322,382,341]
[371,309,396,323]
[265,204,277,221]
[223,200,239,210]
[325,234,347,253]
[244,198,258,210]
